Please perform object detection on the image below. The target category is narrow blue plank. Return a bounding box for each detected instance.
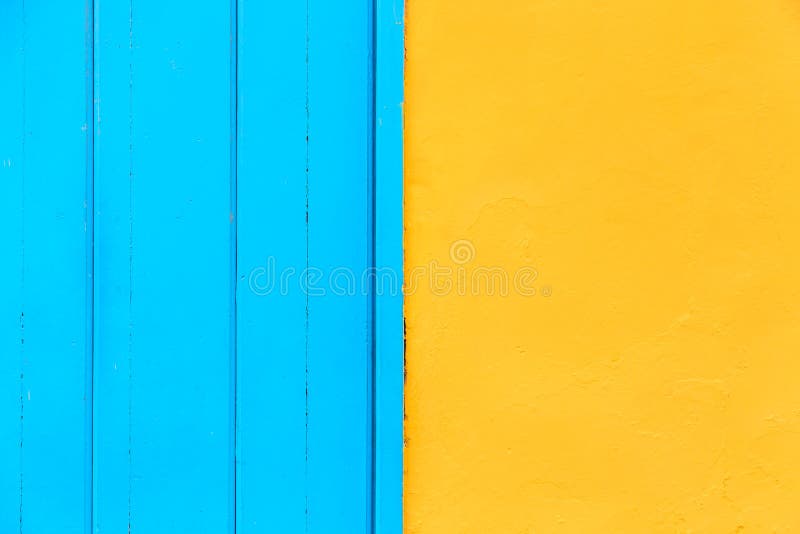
[374,1,405,532]
[93,1,234,531]
[0,1,93,532]
[0,2,26,530]
[307,1,374,532]
[92,0,134,531]
[235,1,308,532]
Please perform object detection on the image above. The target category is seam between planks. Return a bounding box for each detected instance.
[85,0,96,531]
[304,1,311,532]
[369,0,379,532]
[19,2,27,532]
[229,0,239,532]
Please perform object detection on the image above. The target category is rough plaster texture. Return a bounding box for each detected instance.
[404,0,800,531]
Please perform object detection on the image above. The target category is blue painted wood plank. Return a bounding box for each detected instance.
[93,1,234,531]
[0,2,26,530]
[92,0,135,531]
[235,1,308,532]
[307,1,374,531]
[374,1,405,532]
[0,1,93,532]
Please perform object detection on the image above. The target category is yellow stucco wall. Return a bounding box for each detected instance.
[404,0,800,531]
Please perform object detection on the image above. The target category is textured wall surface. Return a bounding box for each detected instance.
[404,0,800,531]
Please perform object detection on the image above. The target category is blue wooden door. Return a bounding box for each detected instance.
[1,1,403,532]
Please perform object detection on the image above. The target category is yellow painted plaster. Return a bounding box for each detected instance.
[404,1,800,531]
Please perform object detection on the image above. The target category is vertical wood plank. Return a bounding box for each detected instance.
[374,1,405,532]
[92,0,133,531]
[235,1,308,532]
[307,1,374,531]
[0,1,93,532]
[93,1,234,531]
[236,1,381,531]
[0,1,26,530]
